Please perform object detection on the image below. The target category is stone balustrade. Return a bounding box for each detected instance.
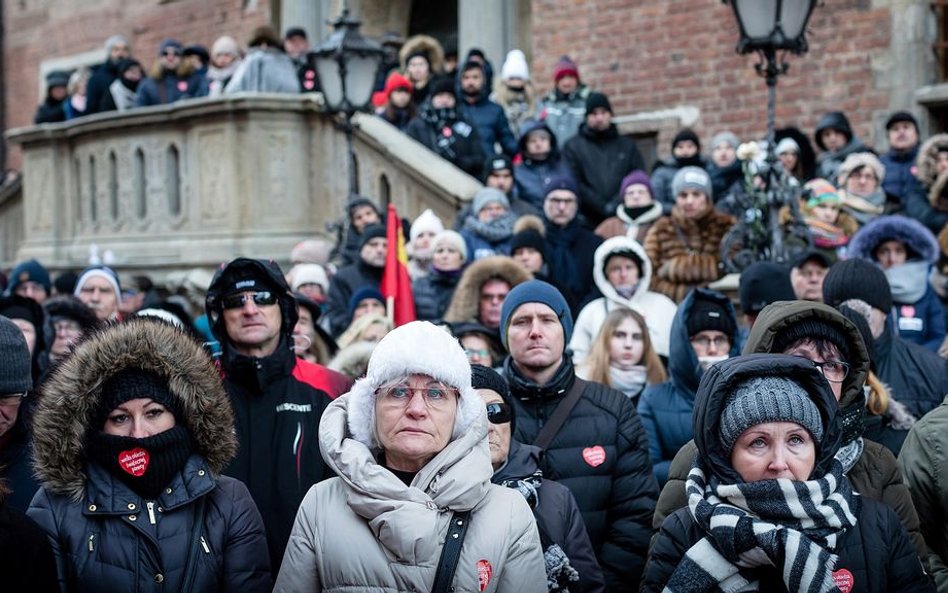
[4,93,481,274]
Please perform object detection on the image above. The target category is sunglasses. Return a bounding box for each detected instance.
[221,291,277,310]
[486,402,512,425]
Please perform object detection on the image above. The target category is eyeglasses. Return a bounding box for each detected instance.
[690,335,731,349]
[376,383,458,408]
[221,291,277,310]
[810,360,850,383]
[486,402,511,425]
[53,319,82,334]
[0,393,27,407]
[464,348,490,359]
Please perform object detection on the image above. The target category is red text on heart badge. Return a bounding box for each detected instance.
[582,446,606,468]
[118,448,150,477]
[832,568,854,593]
[477,559,492,592]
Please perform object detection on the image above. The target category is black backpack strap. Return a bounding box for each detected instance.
[533,377,587,451]
[431,509,473,593]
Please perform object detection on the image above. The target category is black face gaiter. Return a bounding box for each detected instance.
[88,425,193,499]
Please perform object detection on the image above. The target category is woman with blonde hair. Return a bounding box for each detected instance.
[577,307,666,405]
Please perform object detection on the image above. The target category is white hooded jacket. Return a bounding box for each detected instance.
[570,236,677,360]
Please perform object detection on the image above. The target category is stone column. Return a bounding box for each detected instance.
[458,0,508,68]
[281,0,329,42]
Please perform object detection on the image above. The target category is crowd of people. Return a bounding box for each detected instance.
[12,25,948,593]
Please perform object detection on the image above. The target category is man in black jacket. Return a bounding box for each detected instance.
[206,257,351,574]
[562,91,645,227]
[326,223,387,336]
[499,279,658,592]
[85,34,131,115]
[406,74,485,177]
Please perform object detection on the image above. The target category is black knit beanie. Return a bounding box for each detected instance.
[96,369,177,427]
[585,92,612,114]
[822,259,893,313]
[470,363,515,434]
[686,296,736,339]
[510,229,547,260]
[772,318,852,365]
[359,224,388,250]
[673,128,701,152]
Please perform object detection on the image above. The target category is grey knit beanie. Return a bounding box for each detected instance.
[671,166,712,199]
[0,316,32,393]
[719,376,823,453]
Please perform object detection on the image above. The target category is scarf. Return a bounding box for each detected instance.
[614,282,639,299]
[499,469,580,592]
[87,425,193,499]
[805,217,850,249]
[545,220,584,297]
[665,459,860,593]
[505,356,575,401]
[609,365,647,402]
[108,78,138,112]
[463,211,516,243]
[884,260,929,304]
[840,189,885,226]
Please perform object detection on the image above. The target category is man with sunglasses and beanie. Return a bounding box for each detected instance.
[499,279,657,592]
[474,363,606,592]
[205,257,351,574]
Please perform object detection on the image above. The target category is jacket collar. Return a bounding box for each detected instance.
[83,454,215,514]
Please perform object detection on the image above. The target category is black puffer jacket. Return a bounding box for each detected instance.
[505,358,658,592]
[874,319,948,419]
[206,258,352,572]
[405,100,486,177]
[326,258,384,336]
[27,320,272,593]
[562,123,646,227]
[643,354,934,593]
[411,268,461,322]
[1,486,57,593]
[492,440,606,593]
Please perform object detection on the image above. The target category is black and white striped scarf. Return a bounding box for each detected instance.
[664,459,860,593]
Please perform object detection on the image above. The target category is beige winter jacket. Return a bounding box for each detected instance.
[274,393,547,592]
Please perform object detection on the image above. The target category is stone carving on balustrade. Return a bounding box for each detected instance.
[22,150,54,233]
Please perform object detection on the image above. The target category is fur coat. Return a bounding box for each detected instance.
[442,256,533,324]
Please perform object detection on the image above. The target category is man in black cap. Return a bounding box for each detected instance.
[326,224,387,336]
[790,250,831,302]
[562,91,645,227]
[823,257,948,419]
[738,260,795,334]
[205,257,351,573]
[880,111,923,205]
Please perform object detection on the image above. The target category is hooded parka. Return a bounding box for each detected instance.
[442,255,533,326]
[27,319,272,593]
[514,119,577,210]
[642,354,934,593]
[908,133,948,234]
[636,288,739,485]
[652,300,928,561]
[274,392,547,592]
[569,236,677,360]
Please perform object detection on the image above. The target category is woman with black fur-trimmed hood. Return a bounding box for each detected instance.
[26,318,272,592]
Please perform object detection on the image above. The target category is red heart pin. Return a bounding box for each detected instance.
[582,446,606,468]
[901,305,916,318]
[118,448,150,477]
[477,559,492,592]
[832,568,854,593]
[177,80,188,92]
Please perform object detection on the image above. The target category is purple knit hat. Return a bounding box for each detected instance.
[619,170,653,200]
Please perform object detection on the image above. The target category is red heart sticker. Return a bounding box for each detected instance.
[901,305,916,318]
[118,448,150,477]
[177,80,188,92]
[442,126,453,138]
[582,446,606,468]
[832,568,854,593]
[477,559,492,592]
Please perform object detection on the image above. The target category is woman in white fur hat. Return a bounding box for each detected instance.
[275,321,546,592]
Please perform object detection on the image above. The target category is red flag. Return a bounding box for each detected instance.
[381,203,417,327]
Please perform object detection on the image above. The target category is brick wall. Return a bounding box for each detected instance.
[3,0,272,169]
[529,0,894,160]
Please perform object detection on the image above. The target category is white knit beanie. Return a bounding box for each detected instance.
[432,230,468,262]
[501,49,530,81]
[410,208,445,243]
[346,321,481,449]
[289,263,330,293]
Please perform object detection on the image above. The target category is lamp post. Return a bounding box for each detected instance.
[720,0,818,270]
[311,6,384,198]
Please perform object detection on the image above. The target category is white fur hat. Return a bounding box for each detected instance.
[410,209,445,243]
[346,321,481,449]
[289,263,329,293]
[501,49,530,81]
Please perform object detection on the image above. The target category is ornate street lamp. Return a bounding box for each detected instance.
[720,0,818,271]
[312,6,384,197]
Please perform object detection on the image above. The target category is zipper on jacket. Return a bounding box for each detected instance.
[146,501,157,525]
[200,536,211,554]
[88,534,94,552]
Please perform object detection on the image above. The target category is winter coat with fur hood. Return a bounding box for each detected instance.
[636,289,739,485]
[442,256,532,326]
[908,133,948,234]
[27,320,272,593]
[849,215,946,351]
[651,301,929,562]
[569,236,677,360]
[274,392,547,592]
[643,204,735,303]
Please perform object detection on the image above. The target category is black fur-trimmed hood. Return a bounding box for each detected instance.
[32,319,237,501]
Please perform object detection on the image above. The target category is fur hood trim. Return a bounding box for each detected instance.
[327,341,377,380]
[848,215,939,263]
[592,236,653,303]
[32,319,237,501]
[513,214,545,236]
[915,133,948,187]
[442,256,532,323]
[399,34,445,74]
[345,321,482,450]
